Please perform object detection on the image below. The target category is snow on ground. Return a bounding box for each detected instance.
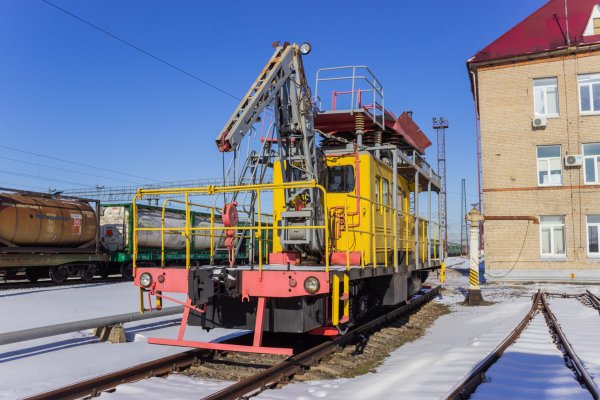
[1,258,599,399]
[548,297,600,386]
[0,282,246,399]
[470,313,591,400]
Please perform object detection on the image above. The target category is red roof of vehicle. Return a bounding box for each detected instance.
[470,0,600,64]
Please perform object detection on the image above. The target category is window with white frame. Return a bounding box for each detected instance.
[540,216,566,257]
[587,215,600,256]
[537,145,562,186]
[578,73,600,114]
[533,78,559,117]
[583,143,600,184]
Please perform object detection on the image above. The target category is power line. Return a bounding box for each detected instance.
[0,168,93,188]
[0,155,139,185]
[0,144,152,182]
[41,0,241,102]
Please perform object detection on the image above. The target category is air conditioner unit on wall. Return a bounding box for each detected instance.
[532,116,547,128]
[565,154,583,167]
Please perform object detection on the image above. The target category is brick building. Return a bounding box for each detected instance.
[468,0,600,279]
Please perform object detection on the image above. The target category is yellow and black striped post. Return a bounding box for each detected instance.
[465,207,484,305]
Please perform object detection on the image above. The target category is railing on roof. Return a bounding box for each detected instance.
[314,66,385,130]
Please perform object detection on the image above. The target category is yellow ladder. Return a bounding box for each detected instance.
[332,273,350,325]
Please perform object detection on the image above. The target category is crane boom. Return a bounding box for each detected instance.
[214,42,324,257]
[216,43,297,152]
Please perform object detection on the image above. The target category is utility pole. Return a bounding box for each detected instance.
[433,117,448,257]
[460,178,468,256]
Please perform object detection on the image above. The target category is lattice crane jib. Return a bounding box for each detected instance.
[214,42,324,257]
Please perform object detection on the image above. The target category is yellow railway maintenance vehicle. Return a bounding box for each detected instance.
[133,42,443,356]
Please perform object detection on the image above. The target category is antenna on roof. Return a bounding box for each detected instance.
[565,0,571,47]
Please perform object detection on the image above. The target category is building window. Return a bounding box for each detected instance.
[583,143,600,184]
[595,18,600,35]
[537,145,562,186]
[540,216,566,257]
[588,215,600,256]
[533,78,559,117]
[578,73,600,114]
[326,166,355,193]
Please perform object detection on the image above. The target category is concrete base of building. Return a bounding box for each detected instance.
[483,269,600,283]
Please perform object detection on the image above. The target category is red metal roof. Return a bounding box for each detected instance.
[470,0,600,64]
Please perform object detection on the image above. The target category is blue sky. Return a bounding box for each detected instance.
[0,0,547,241]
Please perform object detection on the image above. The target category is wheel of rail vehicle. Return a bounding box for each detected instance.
[81,265,95,281]
[120,263,133,280]
[49,266,69,283]
[25,268,46,283]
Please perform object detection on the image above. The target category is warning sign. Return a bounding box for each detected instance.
[71,214,82,235]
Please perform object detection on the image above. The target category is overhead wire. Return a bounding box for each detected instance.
[0,155,140,185]
[41,0,242,102]
[0,167,94,187]
[0,144,152,182]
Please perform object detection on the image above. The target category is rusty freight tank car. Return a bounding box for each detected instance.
[0,188,108,283]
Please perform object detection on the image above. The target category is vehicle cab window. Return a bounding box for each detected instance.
[326,166,355,193]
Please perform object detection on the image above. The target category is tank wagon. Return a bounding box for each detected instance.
[133,42,444,356]
[0,188,107,282]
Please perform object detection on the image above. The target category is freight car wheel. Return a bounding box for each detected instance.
[81,266,95,281]
[121,263,133,280]
[49,266,68,283]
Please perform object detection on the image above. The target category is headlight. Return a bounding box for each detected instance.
[304,276,320,294]
[299,42,312,55]
[140,272,152,288]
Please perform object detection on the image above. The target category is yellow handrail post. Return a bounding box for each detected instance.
[383,206,388,268]
[257,189,262,270]
[404,197,409,265]
[433,223,437,260]
[160,200,168,267]
[421,219,426,263]
[393,204,398,272]
[371,202,376,268]
[184,193,190,270]
[332,274,340,325]
[345,196,350,271]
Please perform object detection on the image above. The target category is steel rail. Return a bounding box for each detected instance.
[0,306,183,346]
[586,290,600,310]
[542,294,600,400]
[0,277,127,292]
[23,287,440,400]
[23,348,209,400]
[201,286,441,400]
[446,290,542,400]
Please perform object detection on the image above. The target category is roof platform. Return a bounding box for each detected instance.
[313,66,432,155]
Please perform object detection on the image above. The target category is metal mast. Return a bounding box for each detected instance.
[460,178,468,256]
[433,117,448,256]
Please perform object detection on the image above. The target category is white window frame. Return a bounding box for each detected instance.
[587,215,600,257]
[583,143,600,185]
[533,77,559,118]
[536,145,562,187]
[539,216,567,258]
[578,73,600,115]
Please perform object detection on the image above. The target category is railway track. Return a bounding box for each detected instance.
[23,286,441,400]
[0,277,129,292]
[447,290,600,400]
